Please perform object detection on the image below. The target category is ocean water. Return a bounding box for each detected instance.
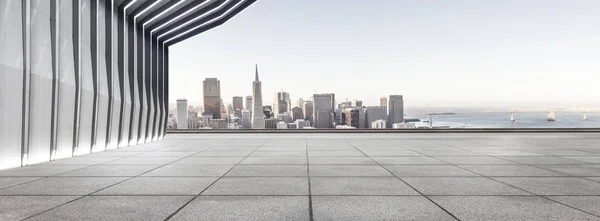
[421,113,600,128]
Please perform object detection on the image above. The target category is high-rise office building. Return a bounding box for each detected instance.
[188,108,199,129]
[292,107,304,121]
[245,96,252,111]
[343,107,366,128]
[366,106,387,128]
[203,78,221,119]
[297,98,304,108]
[233,96,243,118]
[313,94,335,128]
[277,112,293,124]
[351,100,363,108]
[388,95,404,127]
[303,101,314,125]
[295,119,311,129]
[273,91,291,115]
[263,105,273,119]
[176,99,188,129]
[251,65,265,129]
[380,96,388,114]
[339,100,352,109]
[241,110,252,129]
[265,118,278,129]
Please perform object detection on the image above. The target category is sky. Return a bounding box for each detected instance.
[169,0,600,110]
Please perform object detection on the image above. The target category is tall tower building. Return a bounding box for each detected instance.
[203,78,221,119]
[245,96,252,111]
[176,99,188,129]
[303,100,314,126]
[273,91,291,115]
[251,65,265,129]
[297,98,304,108]
[366,106,386,128]
[380,96,388,114]
[233,96,243,117]
[388,95,404,128]
[313,94,335,128]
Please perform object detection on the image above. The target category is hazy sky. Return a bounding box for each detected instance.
[169,0,600,109]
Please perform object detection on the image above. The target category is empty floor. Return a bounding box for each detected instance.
[1,133,600,220]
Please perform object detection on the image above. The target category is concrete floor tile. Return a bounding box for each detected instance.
[0,177,127,195]
[57,165,160,177]
[240,157,307,165]
[371,157,447,165]
[170,196,309,221]
[203,177,308,195]
[308,157,376,165]
[431,196,599,221]
[310,165,392,176]
[226,165,308,176]
[459,165,565,176]
[0,196,78,221]
[311,177,419,195]
[0,177,43,189]
[548,196,600,216]
[494,177,600,195]
[403,177,530,195]
[436,156,517,165]
[312,196,456,221]
[142,165,234,177]
[27,196,192,221]
[385,165,478,177]
[95,177,218,195]
[172,157,245,165]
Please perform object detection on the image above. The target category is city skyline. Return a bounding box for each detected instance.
[169,1,600,109]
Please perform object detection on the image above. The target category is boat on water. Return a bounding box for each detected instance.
[510,109,515,123]
[547,110,556,122]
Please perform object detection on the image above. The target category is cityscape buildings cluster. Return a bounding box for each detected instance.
[168,65,406,129]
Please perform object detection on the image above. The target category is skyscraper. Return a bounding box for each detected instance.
[297,98,304,108]
[233,96,243,118]
[176,99,188,129]
[251,65,265,129]
[380,96,388,114]
[241,110,251,129]
[313,94,335,128]
[245,96,252,111]
[203,78,221,119]
[273,91,291,115]
[351,100,363,108]
[366,106,387,128]
[303,100,314,126]
[292,107,304,121]
[388,95,404,127]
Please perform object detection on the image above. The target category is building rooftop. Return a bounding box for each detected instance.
[1,133,600,220]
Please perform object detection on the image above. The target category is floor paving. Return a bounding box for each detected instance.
[1,133,600,220]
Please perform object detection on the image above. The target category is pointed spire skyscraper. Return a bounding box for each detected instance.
[251,64,265,129]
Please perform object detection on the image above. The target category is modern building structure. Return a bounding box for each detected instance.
[292,107,304,121]
[371,120,387,129]
[276,121,288,129]
[176,99,188,129]
[297,98,304,108]
[313,93,335,128]
[188,108,199,129]
[203,78,221,119]
[245,96,253,111]
[264,118,277,129]
[241,110,251,129]
[303,101,314,125]
[251,65,265,129]
[295,119,311,129]
[263,105,273,119]
[366,106,387,128]
[0,0,257,170]
[343,107,366,128]
[201,113,213,128]
[273,91,291,115]
[380,96,388,112]
[388,95,404,127]
[233,96,243,118]
[210,119,228,129]
[351,100,363,108]
[277,112,293,124]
